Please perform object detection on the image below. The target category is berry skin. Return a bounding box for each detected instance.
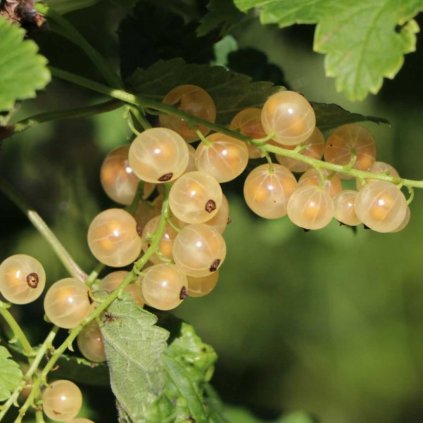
[128,128,189,183]
[287,184,335,230]
[334,190,361,226]
[43,278,91,329]
[172,224,226,277]
[99,270,144,306]
[42,380,83,422]
[298,168,342,198]
[230,107,266,159]
[243,163,297,219]
[195,133,249,183]
[141,216,178,264]
[100,145,140,205]
[140,263,187,310]
[187,272,219,297]
[0,254,45,304]
[261,91,316,146]
[169,171,223,224]
[275,128,325,173]
[159,84,216,142]
[87,208,142,268]
[77,320,106,363]
[354,181,408,233]
[324,124,376,172]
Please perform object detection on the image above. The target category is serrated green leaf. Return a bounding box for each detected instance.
[127,58,387,128]
[197,0,243,37]
[100,298,169,422]
[0,17,51,112]
[233,0,423,101]
[0,346,23,402]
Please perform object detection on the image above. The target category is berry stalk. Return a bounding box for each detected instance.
[0,301,33,356]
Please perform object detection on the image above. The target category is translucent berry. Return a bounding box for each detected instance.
[159,84,216,142]
[87,208,142,267]
[261,91,316,145]
[169,171,222,224]
[324,124,376,172]
[354,181,407,233]
[42,380,82,422]
[229,107,265,158]
[173,224,226,277]
[275,128,325,173]
[334,190,361,226]
[195,133,249,182]
[356,161,400,189]
[0,254,45,304]
[141,263,187,310]
[141,216,178,264]
[99,271,144,307]
[298,168,342,197]
[187,272,219,297]
[243,163,297,219]
[44,278,91,329]
[77,320,106,363]
[100,145,139,205]
[128,128,189,183]
[287,185,335,230]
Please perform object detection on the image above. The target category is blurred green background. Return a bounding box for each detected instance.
[1,4,423,423]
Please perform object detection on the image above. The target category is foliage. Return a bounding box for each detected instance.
[0,16,50,112]
[0,346,23,402]
[233,0,423,100]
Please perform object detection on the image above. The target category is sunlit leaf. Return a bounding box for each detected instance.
[233,0,423,100]
[0,346,23,402]
[0,17,51,111]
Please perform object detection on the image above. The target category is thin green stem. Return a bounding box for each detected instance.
[0,328,58,421]
[15,186,171,422]
[0,302,33,356]
[36,4,121,88]
[0,178,87,282]
[9,100,123,138]
[129,106,152,130]
[49,67,423,190]
[35,409,45,423]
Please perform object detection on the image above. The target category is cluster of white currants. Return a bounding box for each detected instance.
[0,85,408,421]
[87,85,409,314]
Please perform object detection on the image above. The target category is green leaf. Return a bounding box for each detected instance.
[0,16,51,112]
[0,346,23,402]
[144,322,222,423]
[197,0,243,37]
[127,58,387,128]
[100,298,169,422]
[233,0,423,101]
[312,102,389,132]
